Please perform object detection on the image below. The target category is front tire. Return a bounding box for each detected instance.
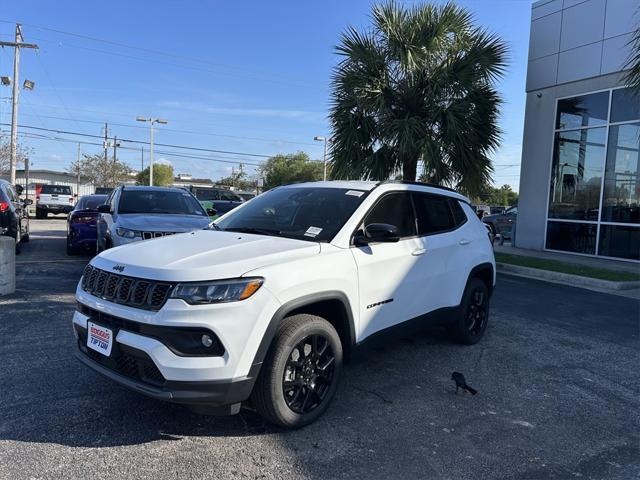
[252,314,343,429]
[450,278,490,345]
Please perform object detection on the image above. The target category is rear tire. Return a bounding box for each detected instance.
[252,314,343,429]
[450,278,490,345]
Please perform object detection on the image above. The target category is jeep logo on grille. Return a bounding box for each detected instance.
[112,265,125,273]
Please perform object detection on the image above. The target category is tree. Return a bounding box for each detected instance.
[136,163,174,186]
[259,152,323,190]
[217,170,256,191]
[0,138,32,175]
[329,1,508,197]
[479,184,518,206]
[625,21,640,94]
[68,153,132,188]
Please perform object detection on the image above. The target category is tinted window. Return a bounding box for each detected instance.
[76,195,108,211]
[118,190,207,216]
[556,92,609,130]
[364,193,416,238]
[546,221,596,254]
[413,193,456,235]
[219,190,242,201]
[602,123,639,224]
[5,185,17,202]
[193,188,218,201]
[598,225,640,260]
[610,87,640,124]
[215,187,368,242]
[41,185,72,195]
[450,199,467,226]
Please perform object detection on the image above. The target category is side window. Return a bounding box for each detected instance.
[413,193,456,235]
[507,206,518,215]
[5,186,17,202]
[449,199,468,227]
[109,189,121,212]
[363,192,416,238]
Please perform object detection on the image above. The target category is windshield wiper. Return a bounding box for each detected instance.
[223,227,281,236]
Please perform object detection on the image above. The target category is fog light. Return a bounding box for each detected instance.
[201,334,213,348]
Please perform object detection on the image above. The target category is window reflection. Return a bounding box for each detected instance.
[546,222,597,254]
[598,225,640,260]
[610,87,640,124]
[602,123,640,224]
[549,128,605,220]
[556,92,609,130]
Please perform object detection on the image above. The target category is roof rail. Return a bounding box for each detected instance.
[378,180,459,193]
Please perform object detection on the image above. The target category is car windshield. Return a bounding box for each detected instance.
[118,190,207,216]
[76,195,107,210]
[41,185,71,195]
[214,186,368,242]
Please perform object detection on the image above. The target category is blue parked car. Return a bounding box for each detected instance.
[66,194,108,255]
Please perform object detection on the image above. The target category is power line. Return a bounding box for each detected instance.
[0,123,275,158]
[14,110,319,147]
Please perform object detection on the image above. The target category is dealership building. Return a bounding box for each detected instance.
[516,0,640,261]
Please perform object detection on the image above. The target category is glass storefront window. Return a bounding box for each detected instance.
[598,225,640,260]
[556,91,609,130]
[546,221,597,254]
[548,127,606,220]
[610,87,640,124]
[602,123,640,224]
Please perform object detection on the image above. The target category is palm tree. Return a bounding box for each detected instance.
[625,19,640,94]
[329,2,508,196]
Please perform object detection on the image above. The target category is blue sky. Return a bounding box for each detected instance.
[0,0,531,190]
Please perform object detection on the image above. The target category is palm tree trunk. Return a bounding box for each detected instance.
[402,157,418,181]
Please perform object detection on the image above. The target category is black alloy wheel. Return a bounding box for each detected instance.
[466,288,488,336]
[282,334,336,414]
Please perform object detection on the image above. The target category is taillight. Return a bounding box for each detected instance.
[72,215,95,224]
[0,202,9,213]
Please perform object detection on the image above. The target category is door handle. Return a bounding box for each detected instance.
[411,248,427,256]
[459,239,471,246]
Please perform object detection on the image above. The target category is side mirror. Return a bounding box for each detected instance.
[355,223,400,245]
[206,208,217,217]
[24,199,33,206]
[97,204,111,214]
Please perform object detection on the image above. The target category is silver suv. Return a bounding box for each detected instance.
[96,186,213,251]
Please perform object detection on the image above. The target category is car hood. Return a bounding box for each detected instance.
[91,229,320,282]
[115,214,211,231]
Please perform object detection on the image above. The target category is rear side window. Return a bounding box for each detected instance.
[449,199,467,227]
[364,192,416,238]
[413,193,457,235]
[41,185,72,195]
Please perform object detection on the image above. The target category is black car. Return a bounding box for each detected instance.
[184,186,244,216]
[0,179,31,253]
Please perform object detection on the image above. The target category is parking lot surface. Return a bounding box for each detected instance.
[0,219,638,480]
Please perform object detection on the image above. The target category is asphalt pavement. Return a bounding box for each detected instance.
[0,219,638,480]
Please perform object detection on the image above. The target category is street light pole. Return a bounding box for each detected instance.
[136,117,167,186]
[314,136,329,181]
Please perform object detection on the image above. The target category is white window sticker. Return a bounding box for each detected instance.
[304,226,323,237]
[345,190,364,197]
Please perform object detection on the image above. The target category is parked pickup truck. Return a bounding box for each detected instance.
[36,185,74,218]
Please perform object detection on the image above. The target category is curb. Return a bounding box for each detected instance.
[496,263,640,291]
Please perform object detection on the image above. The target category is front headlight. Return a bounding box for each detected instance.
[170,277,263,305]
[116,227,140,239]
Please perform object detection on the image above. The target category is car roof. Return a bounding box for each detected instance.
[120,185,184,192]
[277,180,469,202]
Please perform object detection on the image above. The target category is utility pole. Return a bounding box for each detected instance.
[112,136,118,164]
[103,123,108,162]
[76,143,81,198]
[0,24,38,185]
[140,147,144,172]
[24,157,29,204]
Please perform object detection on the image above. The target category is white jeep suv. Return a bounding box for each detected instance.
[73,181,495,428]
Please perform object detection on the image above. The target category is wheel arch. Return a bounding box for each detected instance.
[468,262,495,297]
[250,291,356,376]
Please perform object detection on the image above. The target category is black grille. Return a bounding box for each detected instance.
[85,344,165,386]
[81,265,174,311]
[142,231,177,240]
